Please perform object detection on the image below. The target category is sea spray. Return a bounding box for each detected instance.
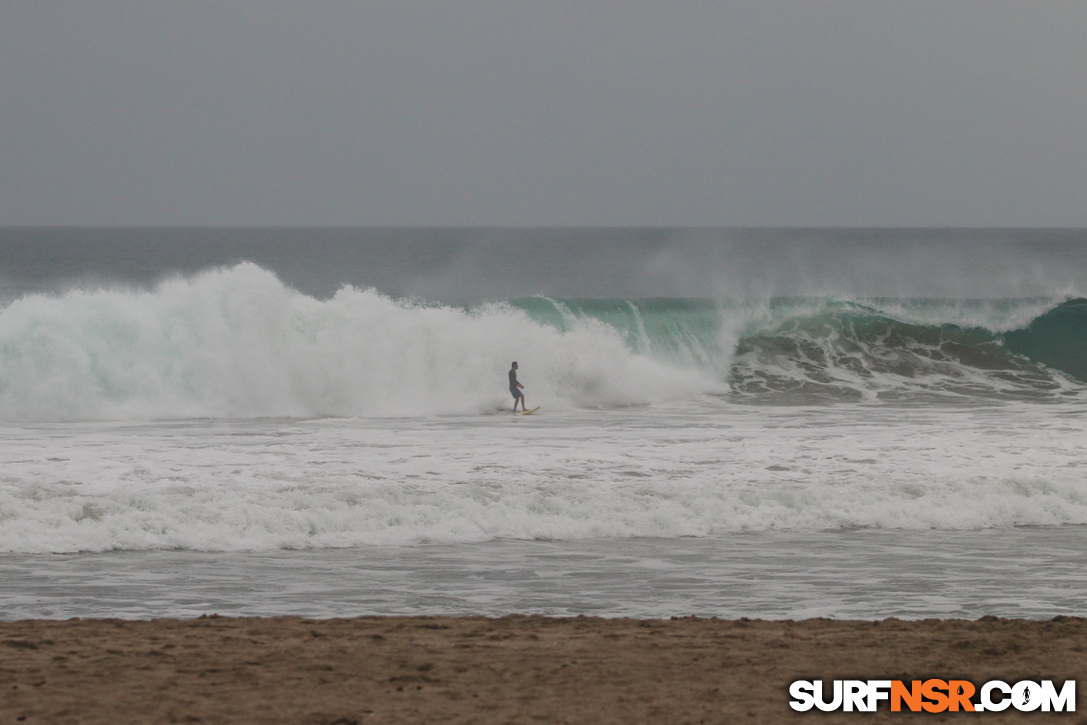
[0,264,714,421]
[3,263,1087,422]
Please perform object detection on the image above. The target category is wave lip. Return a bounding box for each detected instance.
[510,295,1087,404]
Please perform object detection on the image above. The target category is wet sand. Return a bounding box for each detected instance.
[1,615,1084,724]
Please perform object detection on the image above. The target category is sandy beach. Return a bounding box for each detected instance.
[1,615,1083,724]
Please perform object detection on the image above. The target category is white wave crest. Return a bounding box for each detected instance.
[0,264,715,421]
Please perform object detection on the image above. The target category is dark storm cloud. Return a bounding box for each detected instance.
[1,1,1084,225]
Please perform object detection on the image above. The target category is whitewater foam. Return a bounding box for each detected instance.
[2,402,1087,553]
[0,264,715,421]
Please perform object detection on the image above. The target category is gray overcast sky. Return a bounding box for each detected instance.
[1,1,1085,226]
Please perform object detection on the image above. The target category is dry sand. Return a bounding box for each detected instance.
[1,615,1084,724]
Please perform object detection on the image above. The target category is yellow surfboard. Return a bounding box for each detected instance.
[521,406,540,415]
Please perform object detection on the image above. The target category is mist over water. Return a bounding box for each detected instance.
[3,227,1087,418]
[2,229,1087,421]
[4,227,1087,301]
[2,264,1086,421]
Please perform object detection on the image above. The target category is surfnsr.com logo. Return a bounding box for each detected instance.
[789,679,1075,713]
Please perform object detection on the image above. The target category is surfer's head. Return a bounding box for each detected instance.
[511,362,518,369]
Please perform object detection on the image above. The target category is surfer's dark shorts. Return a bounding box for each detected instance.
[510,386,523,399]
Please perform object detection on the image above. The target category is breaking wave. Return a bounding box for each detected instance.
[1,263,1085,421]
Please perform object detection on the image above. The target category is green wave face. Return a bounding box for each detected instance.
[507,297,732,372]
[505,296,1087,403]
[1004,299,1087,383]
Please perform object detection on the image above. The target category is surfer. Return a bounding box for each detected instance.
[509,361,526,412]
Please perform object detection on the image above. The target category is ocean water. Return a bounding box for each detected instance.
[2,228,1086,620]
